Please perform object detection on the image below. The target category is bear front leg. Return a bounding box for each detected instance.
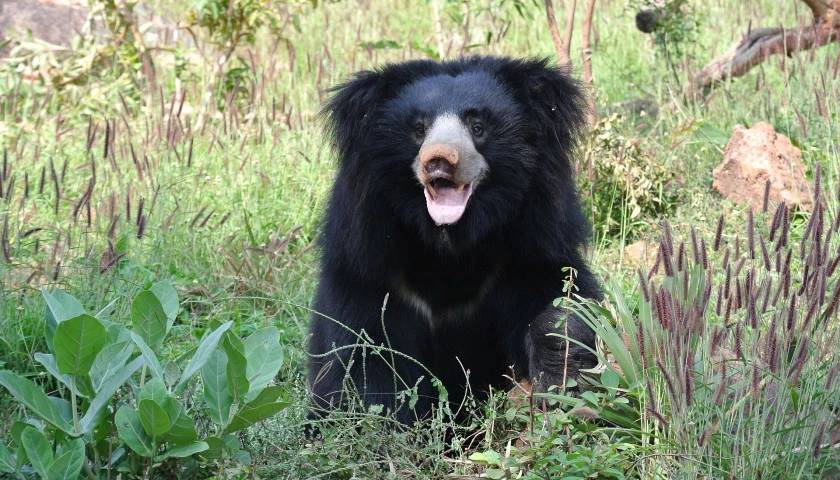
[525,305,597,393]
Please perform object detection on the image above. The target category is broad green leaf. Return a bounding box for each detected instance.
[469,450,502,467]
[0,442,15,473]
[48,397,74,427]
[244,327,283,401]
[54,314,108,376]
[163,360,181,388]
[11,421,37,470]
[202,350,232,426]
[139,399,172,437]
[79,356,144,434]
[115,406,154,457]
[138,378,174,409]
[106,322,131,344]
[33,353,83,398]
[131,291,168,349]
[0,371,73,434]
[223,333,248,403]
[175,321,233,394]
[162,411,198,446]
[154,441,208,462]
[130,333,164,380]
[21,427,53,479]
[89,342,134,392]
[202,436,225,460]
[47,438,84,480]
[225,386,289,433]
[42,290,86,352]
[202,433,239,460]
[138,378,180,436]
[150,281,179,329]
[233,448,252,465]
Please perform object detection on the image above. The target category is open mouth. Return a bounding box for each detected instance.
[423,177,473,226]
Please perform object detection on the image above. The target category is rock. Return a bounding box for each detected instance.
[506,379,532,410]
[0,0,88,55]
[713,122,812,211]
[0,0,182,57]
[624,239,656,269]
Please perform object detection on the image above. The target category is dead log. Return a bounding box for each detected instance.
[690,0,840,93]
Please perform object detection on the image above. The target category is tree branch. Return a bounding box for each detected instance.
[801,0,833,18]
[690,11,840,93]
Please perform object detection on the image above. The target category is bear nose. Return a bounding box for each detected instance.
[425,157,455,177]
[420,144,459,177]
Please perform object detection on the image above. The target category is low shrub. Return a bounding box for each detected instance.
[0,281,287,478]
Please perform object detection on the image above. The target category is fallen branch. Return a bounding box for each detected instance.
[690,8,840,93]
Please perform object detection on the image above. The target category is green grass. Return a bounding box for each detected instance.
[1,0,839,478]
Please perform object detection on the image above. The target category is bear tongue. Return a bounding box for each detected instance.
[424,184,472,225]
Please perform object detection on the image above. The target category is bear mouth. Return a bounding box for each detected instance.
[423,177,473,226]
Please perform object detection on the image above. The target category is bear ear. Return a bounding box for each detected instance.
[495,58,587,152]
[323,60,440,160]
[322,71,387,159]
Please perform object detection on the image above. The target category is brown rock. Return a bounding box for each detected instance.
[624,239,656,269]
[506,379,532,410]
[0,0,181,57]
[713,122,812,211]
[0,0,87,54]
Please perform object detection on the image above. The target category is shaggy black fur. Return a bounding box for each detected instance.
[307,56,600,424]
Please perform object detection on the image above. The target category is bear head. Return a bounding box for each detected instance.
[323,56,588,263]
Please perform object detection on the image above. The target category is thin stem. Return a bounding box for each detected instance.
[70,386,80,433]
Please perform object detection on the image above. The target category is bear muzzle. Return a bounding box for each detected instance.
[414,115,488,226]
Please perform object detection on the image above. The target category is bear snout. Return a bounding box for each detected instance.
[421,144,460,175]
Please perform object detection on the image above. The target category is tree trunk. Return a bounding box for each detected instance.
[581,0,597,123]
[544,0,570,65]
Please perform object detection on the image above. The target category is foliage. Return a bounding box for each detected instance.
[580,114,680,241]
[185,0,315,113]
[631,0,700,59]
[0,282,287,478]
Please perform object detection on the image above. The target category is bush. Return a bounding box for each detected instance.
[0,282,287,478]
[580,114,680,242]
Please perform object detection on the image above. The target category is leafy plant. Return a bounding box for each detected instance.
[0,281,287,478]
[632,0,699,58]
[185,0,314,120]
[580,113,680,242]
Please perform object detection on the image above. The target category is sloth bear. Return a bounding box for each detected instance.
[308,56,600,424]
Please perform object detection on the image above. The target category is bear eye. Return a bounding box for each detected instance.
[471,122,485,138]
[414,122,426,139]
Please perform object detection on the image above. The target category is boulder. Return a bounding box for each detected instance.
[0,0,181,57]
[0,0,88,55]
[712,122,812,211]
[623,239,657,270]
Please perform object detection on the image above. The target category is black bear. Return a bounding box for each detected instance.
[308,56,600,424]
